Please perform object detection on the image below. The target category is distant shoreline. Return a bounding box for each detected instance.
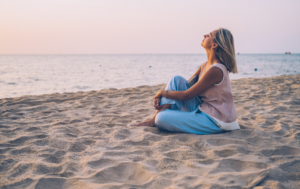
[1,53,300,56]
[1,74,299,100]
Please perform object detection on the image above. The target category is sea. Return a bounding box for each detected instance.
[1,54,300,99]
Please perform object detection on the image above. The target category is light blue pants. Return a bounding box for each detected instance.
[155,75,225,135]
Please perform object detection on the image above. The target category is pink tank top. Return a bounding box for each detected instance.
[199,62,236,123]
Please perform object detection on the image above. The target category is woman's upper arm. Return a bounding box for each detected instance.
[183,66,223,100]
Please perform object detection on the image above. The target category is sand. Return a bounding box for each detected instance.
[0,74,300,189]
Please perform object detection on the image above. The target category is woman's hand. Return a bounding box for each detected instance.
[154,90,163,99]
[153,90,163,110]
[153,97,162,110]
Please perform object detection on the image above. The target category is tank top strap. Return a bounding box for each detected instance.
[211,63,227,73]
[211,63,228,85]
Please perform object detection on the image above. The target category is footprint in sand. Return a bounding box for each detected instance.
[40,151,66,164]
[206,139,247,146]
[68,142,87,152]
[261,146,300,157]
[89,162,154,185]
[1,178,34,189]
[34,164,62,175]
[8,163,33,178]
[210,159,269,173]
[87,158,115,169]
[279,160,300,173]
[214,149,237,158]
[0,159,17,173]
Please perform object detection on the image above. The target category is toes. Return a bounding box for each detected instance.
[132,123,143,127]
[132,122,149,127]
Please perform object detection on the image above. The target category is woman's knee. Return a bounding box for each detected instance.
[155,111,169,127]
[167,75,187,91]
[154,111,164,126]
[171,75,185,83]
[155,110,182,132]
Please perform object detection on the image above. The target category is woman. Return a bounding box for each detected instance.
[133,28,240,134]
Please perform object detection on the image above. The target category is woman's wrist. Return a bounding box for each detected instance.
[161,90,165,98]
[160,90,168,98]
[154,90,163,99]
[154,89,169,100]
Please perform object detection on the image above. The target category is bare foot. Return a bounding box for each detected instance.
[132,118,155,127]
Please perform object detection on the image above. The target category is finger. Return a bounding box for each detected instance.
[154,104,160,108]
[153,100,158,105]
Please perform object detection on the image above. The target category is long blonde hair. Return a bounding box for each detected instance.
[214,28,238,73]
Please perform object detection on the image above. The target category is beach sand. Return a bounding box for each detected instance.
[0,74,300,189]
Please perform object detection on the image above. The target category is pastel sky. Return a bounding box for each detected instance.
[1,0,300,54]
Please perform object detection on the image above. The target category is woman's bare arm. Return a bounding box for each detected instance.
[155,66,223,101]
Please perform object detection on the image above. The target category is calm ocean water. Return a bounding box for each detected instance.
[1,54,300,99]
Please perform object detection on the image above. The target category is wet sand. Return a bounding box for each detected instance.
[0,74,300,189]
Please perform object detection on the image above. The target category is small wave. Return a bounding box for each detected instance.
[75,86,90,90]
[7,82,17,85]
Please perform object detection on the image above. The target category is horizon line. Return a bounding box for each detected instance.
[0,53,299,55]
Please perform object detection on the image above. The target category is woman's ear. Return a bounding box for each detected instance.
[212,43,218,49]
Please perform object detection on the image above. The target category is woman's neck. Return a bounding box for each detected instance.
[206,49,220,66]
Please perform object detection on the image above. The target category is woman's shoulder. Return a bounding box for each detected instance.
[199,65,223,86]
[213,62,226,67]
[212,63,228,72]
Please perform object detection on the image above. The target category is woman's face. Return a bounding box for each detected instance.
[201,29,218,49]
